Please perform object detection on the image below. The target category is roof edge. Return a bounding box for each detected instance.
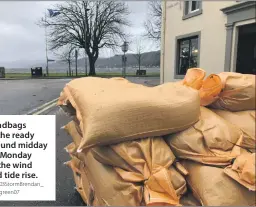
[221,1,256,14]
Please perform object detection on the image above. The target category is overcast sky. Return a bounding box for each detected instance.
[0,1,157,65]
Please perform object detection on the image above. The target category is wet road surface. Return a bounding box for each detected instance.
[0,79,71,115]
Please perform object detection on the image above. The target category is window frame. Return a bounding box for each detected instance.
[174,31,201,79]
[183,1,203,20]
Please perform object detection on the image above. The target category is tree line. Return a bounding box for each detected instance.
[38,0,161,76]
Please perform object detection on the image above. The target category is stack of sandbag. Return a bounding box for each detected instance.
[57,77,201,206]
[171,69,255,205]
[165,106,243,166]
[165,107,255,206]
[212,109,255,152]
[65,121,188,206]
[180,69,256,152]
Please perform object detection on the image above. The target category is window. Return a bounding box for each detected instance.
[183,1,202,20]
[185,1,199,14]
[176,36,199,76]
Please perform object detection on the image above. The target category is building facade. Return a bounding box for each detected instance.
[160,1,256,83]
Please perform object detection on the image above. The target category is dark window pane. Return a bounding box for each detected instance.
[179,57,189,75]
[177,36,199,75]
[191,1,198,11]
[190,38,199,67]
[180,40,189,57]
[178,39,190,75]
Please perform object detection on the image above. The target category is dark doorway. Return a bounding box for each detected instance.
[236,23,256,75]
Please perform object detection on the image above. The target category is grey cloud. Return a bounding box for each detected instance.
[0,1,154,65]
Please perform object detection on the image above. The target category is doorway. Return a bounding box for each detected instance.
[236,23,256,75]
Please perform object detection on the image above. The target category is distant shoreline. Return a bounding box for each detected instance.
[3,71,160,79]
[4,67,160,74]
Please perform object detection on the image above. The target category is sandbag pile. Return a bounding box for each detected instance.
[57,70,255,206]
[176,68,255,206]
[58,77,201,206]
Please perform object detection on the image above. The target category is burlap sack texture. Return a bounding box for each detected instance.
[180,69,256,111]
[165,106,243,166]
[224,151,255,191]
[64,120,191,206]
[91,137,187,206]
[209,72,256,111]
[182,160,256,206]
[64,122,97,205]
[179,191,202,206]
[212,109,256,152]
[57,77,200,151]
[64,120,143,206]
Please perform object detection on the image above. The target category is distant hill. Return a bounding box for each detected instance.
[49,50,160,69]
[1,50,160,70]
[96,50,160,68]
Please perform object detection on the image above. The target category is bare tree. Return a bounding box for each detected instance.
[55,44,76,76]
[38,1,130,76]
[133,38,145,72]
[144,1,162,45]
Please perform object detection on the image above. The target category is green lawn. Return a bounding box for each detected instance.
[4,72,160,79]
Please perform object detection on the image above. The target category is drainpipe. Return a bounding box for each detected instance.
[160,0,167,84]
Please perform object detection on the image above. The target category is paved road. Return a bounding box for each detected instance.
[0,77,160,115]
[0,77,160,206]
[0,79,71,115]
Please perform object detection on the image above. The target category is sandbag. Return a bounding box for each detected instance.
[65,149,131,206]
[182,160,256,206]
[210,72,256,111]
[181,68,223,106]
[63,121,82,150]
[199,74,222,106]
[57,77,200,150]
[80,169,100,206]
[64,156,91,204]
[64,123,96,205]
[79,151,144,206]
[212,109,255,152]
[91,137,187,206]
[165,106,243,166]
[182,68,206,90]
[64,120,144,206]
[224,151,255,191]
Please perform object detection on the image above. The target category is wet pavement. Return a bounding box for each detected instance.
[0,79,71,115]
